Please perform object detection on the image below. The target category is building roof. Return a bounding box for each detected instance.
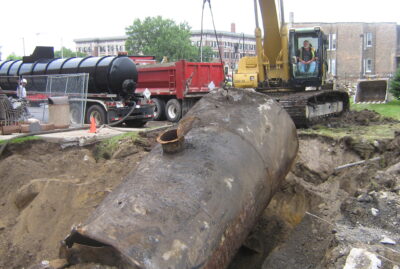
[74,36,128,43]
[74,30,256,45]
[191,30,255,39]
[292,22,398,25]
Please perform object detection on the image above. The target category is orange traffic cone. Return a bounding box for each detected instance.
[89,116,97,133]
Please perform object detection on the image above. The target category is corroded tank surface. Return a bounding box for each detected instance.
[64,88,299,268]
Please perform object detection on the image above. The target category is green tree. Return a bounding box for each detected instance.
[125,16,198,62]
[6,53,22,60]
[197,46,217,63]
[55,47,87,58]
[390,68,400,99]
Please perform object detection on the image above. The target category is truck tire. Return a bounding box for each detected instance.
[86,104,107,125]
[165,99,182,122]
[124,120,147,128]
[152,98,166,121]
[70,103,82,125]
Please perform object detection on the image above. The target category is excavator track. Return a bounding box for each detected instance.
[261,90,350,128]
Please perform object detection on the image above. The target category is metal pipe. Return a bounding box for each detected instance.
[63,88,299,268]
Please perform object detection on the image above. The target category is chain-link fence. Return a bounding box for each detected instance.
[0,73,89,128]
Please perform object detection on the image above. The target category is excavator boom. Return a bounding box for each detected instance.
[259,0,283,66]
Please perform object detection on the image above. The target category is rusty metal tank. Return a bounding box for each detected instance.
[63,88,299,268]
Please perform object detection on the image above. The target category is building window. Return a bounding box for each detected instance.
[365,59,372,73]
[331,59,336,76]
[365,32,373,48]
[329,34,336,51]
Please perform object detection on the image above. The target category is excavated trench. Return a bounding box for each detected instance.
[230,132,400,269]
[229,134,361,269]
[1,127,400,269]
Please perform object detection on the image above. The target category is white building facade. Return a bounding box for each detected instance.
[74,36,127,57]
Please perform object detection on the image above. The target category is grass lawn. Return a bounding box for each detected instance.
[94,131,141,159]
[350,99,400,120]
[300,98,400,141]
[300,123,400,141]
[0,135,41,145]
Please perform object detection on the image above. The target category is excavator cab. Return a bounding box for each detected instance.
[288,27,328,89]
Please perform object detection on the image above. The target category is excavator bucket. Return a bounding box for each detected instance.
[354,79,389,103]
[62,88,298,269]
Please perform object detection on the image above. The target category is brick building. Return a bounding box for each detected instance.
[292,22,399,83]
[397,25,400,68]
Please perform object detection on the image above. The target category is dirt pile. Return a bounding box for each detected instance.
[0,137,149,269]
[317,109,398,128]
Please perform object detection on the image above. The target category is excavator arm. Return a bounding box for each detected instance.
[258,0,283,66]
[235,0,289,88]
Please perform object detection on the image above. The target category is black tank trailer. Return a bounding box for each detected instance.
[0,47,154,126]
[63,88,299,268]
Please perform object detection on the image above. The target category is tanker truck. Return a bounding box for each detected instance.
[0,47,154,127]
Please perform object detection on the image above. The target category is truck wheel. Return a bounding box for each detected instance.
[165,99,182,122]
[86,104,107,125]
[152,98,166,121]
[124,120,147,128]
[70,103,82,125]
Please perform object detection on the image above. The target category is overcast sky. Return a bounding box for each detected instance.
[1,0,399,59]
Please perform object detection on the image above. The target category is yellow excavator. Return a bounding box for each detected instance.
[234,0,349,127]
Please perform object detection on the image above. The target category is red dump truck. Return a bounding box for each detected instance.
[135,60,225,122]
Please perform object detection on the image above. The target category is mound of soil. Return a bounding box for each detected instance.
[0,139,149,269]
[318,109,398,128]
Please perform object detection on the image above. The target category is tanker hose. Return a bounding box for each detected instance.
[105,100,136,127]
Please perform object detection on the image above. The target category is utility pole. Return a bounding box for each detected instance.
[242,33,245,58]
[360,34,364,79]
[61,38,64,58]
[22,37,26,56]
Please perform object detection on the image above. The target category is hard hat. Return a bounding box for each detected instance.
[21,78,27,84]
